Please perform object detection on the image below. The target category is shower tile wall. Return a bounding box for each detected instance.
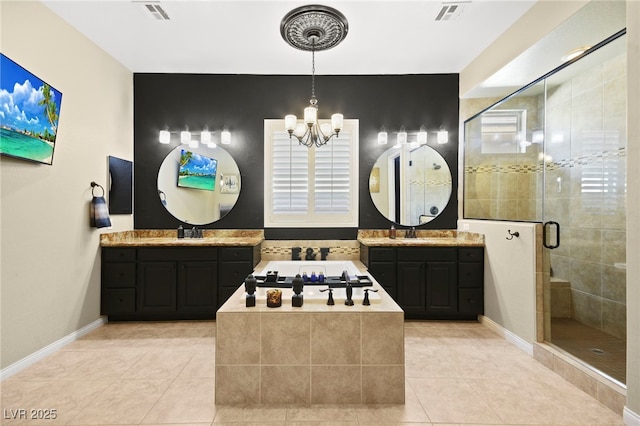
[464,91,544,222]
[546,52,627,340]
[464,51,627,340]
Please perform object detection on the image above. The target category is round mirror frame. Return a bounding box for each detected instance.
[157,144,241,225]
[369,144,452,226]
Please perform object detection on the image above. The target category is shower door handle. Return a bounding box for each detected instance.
[543,221,560,249]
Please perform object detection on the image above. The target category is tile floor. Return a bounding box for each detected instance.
[1,320,625,425]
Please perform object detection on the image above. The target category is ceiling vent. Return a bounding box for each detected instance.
[435,2,469,21]
[134,1,170,21]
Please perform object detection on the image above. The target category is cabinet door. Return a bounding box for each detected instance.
[397,261,425,313]
[179,261,218,313]
[138,261,177,312]
[369,261,397,299]
[426,261,457,313]
[103,288,136,314]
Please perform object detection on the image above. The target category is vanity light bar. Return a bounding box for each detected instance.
[377,129,448,145]
[158,129,231,147]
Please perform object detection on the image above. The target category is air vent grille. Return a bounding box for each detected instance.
[134,1,170,21]
[435,2,468,21]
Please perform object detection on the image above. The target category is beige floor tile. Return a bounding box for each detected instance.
[285,405,359,422]
[12,349,144,381]
[213,405,287,422]
[141,378,216,424]
[354,383,431,423]
[1,320,625,426]
[408,377,502,424]
[179,351,216,378]
[124,350,195,378]
[0,380,112,425]
[66,378,172,425]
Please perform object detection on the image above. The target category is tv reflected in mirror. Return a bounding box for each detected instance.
[178,149,217,191]
[0,54,63,165]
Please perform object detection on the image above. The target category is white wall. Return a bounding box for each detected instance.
[459,220,538,347]
[0,1,133,370]
[625,0,640,420]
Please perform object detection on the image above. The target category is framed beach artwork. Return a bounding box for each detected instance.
[0,54,63,165]
[177,149,218,191]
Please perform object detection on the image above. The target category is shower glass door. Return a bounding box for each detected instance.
[542,35,627,384]
[464,32,627,384]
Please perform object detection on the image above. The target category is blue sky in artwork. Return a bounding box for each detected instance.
[181,150,217,176]
[0,54,63,135]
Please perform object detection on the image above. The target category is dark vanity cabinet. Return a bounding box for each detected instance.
[101,244,259,321]
[361,244,484,320]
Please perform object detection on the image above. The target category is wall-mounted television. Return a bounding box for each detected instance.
[0,54,63,165]
[178,149,217,191]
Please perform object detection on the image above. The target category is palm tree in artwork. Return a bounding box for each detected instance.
[180,151,193,169]
[38,84,59,134]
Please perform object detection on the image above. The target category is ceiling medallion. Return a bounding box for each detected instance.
[280,5,349,52]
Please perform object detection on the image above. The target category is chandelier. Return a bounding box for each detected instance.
[280,5,349,148]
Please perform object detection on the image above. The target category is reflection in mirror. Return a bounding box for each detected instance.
[370,144,451,226]
[157,144,241,225]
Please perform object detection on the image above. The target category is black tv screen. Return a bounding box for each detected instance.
[177,149,218,191]
[0,54,63,165]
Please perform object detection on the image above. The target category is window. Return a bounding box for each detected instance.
[264,119,359,227]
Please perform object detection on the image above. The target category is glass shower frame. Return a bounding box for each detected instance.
[463,30,627,384]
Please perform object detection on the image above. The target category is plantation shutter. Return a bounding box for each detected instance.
[272,131,309,214]
[314,134,351,213]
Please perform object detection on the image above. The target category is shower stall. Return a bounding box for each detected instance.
[463,31,627,384]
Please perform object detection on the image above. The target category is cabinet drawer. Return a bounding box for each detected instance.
[397,247,456,262]
[103,263,136,288]
[458,247,484,262]
[219,261,253,287]
[458,263,483,288]
[459,288,483,314]
[103,288,136,314]
[369,247,395,261]
[103,248,136,262]
[219,247,253,261]
[138,247,217,261]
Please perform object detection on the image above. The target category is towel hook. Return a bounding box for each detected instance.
[90,181,105,197]
[506,230,520,240]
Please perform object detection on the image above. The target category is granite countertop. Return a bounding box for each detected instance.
[100,229,264,247]
[357,229,484,247]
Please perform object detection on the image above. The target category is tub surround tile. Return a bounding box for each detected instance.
[216,269,404,405]
[310,313,361,364]
[215,313,260,365]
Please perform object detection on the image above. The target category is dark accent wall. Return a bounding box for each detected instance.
[134,74,459,239]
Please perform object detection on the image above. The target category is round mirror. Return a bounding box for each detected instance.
[369,144,451,226]
[157,144,241,225]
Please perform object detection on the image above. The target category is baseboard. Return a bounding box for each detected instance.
[479,315,534,356]
[625,406,640,425]
[0,317,106,381]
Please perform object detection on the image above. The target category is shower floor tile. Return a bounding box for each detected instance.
[550,318,626,383]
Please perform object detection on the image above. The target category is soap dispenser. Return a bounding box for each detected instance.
[389,225,396,239]
[177,225,184,239]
